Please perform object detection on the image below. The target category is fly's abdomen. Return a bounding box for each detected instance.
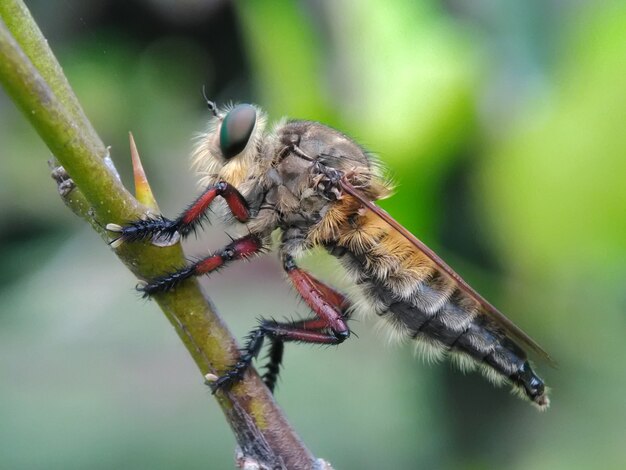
[335,244,549,409]
[390,277,546,408]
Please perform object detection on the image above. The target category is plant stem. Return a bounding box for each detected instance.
[0,0,102,149]
[0,4,320,468]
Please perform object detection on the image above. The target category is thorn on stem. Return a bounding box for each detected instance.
[129,132,159,211]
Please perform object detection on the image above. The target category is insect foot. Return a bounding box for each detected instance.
[106,216,181,248]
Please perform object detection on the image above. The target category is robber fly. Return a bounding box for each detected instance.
[107,100,551,409]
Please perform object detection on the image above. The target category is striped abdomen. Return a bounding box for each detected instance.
[326,213,549,409]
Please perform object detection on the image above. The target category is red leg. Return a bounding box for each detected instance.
[283,254,350,337]
[261,321,345,343]
[302,275,350,315]
[139,234,262,296]
[107,181,249,244]
[180,181,249,227]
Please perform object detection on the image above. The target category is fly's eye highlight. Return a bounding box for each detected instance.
[220,104,257,159]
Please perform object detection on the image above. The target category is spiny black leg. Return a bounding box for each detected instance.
[107,215,180,246]
[138,265,195,296]
[211,318,348,393]
[262,339,284,393]
[210,329,265,393]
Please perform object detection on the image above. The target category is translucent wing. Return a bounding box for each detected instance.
[340,180,555,366]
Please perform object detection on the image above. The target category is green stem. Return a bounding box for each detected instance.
[0,0,102,146]
[0,5,319,468]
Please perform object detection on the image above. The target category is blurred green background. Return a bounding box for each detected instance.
[1,1,625,469]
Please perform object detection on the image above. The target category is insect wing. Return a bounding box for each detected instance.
[340,180,555,366]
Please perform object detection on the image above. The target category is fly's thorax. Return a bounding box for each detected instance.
[245,121,369,234]
[275,120,380,185]
[267,122,392,248]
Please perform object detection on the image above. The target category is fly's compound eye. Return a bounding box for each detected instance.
[220,104,257,159]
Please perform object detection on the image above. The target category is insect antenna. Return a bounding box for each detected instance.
[201,85,219,117]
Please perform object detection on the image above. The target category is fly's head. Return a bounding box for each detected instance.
[192,101,268,188]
